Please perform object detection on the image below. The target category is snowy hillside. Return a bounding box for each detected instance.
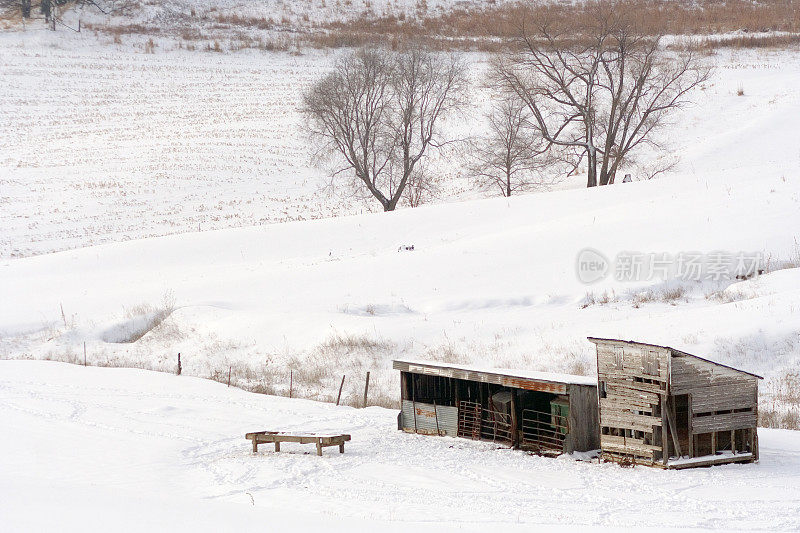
[1,129,799,413]
[2,361,800,531]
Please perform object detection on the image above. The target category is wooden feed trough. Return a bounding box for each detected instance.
[246,431,351,456]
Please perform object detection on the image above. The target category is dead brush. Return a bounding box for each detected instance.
[318,0,800,50]
[109,290,176,344]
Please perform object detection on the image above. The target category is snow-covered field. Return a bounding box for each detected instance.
[2,29,800,410]
[2,360,800,531]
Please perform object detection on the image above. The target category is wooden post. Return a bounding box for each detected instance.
[753,429,759,461]
[731,430,736,454]
[252,439,258,453]
[227,366,231,387]
[177,353,181,375]
[83,342,87,366]
[433,400,441,436]
[411,374,418,433]
[661,394,669,465]
[711,431,717,455]
[363,371,370,408]
[687,394,694,458]
[316,441,323,456]
[339,443,345,453]
[336,374,345,406]
[274,442,280,452]
[289,370,293,398]
[510,389,518,448]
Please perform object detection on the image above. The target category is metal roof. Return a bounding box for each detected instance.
[393,359,597,394]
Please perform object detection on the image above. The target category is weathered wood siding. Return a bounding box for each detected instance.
[595,340,670,460]
[671,354,758,432]
[565,384,600,452]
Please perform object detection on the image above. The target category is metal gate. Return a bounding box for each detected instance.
[520,408,567,453]
[457,401,513,443]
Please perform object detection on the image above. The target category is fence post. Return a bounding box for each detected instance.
[336,375,345,406]
[177,353,181,375]
[83,342,87,366]
[227,366,231,387]
[363,371,370,408]
[289,370,293,398]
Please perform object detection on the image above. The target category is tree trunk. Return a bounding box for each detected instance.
[41,0,51,21]
[586,147,598,188]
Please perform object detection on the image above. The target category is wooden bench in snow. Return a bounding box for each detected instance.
[246,431,351,456]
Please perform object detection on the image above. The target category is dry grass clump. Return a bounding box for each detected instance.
[694,33,800,51]
[756,361,800,429]
[581,290,618,308]
[103,290,176,343]
[705,287,749,303]
[283,333,399,407]
[759,407,800,429]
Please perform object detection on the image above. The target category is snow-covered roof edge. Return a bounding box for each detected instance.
[393,359,597,386]
[586,337,764,380]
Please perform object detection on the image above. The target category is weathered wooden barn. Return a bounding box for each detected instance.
[589,338,761,468]
[393,359,600,454]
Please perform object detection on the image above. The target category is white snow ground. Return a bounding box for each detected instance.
[2,360,800,532]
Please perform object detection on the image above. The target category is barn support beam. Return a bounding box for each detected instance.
[665,396,682,458]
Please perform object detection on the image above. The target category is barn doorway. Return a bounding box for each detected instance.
[674,394,690,457]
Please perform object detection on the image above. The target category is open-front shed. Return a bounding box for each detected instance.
[589,338,762,468]
[393,359,599,454]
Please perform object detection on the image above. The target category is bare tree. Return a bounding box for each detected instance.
[469,97,555,197]
[496,6,710,187]
[0,0,133,25]
[303,48,467,211]
[0,0,32,18]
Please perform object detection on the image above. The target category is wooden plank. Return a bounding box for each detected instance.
[601,434,661,451]
[691,411,757,433]
[668,453,754,469]
[600,397,656,412]
[601,441,656,458]
[600,411,662,429]
[602,378,666,395]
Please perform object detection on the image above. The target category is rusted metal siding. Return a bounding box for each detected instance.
[400,400,458,437]
[393,361,569,394]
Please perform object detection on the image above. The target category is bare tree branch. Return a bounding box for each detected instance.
[496,6,711,187]
[303,47,468,211]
